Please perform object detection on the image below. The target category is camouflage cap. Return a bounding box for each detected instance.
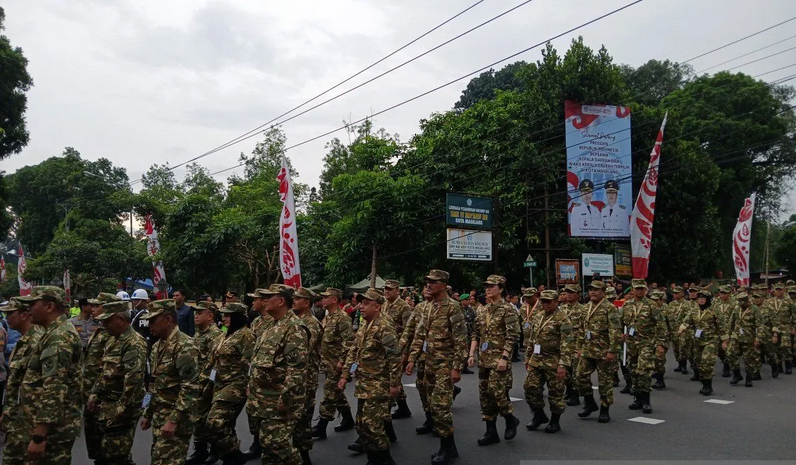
[786,279,795,285]
[319,288,342,298]
[195,301,218,312]
[140,299,176,320]
[356,288,385,304]
[246,288,269,298]
[697,289,712,298]
[773,283,785,290]
[0,298,27,312]
[563,284,579,293]
[425,269,450,282]
[384,279,401,290]
[96,292,122,304]
[688,286,699,292]
[17,286,67,305]
[606,287,618,299]
[538,289,558,301]
[483,275,506,286]
[672,286,684,293]
[631,279,647,289]
[751,291,763,298]
[788,286,796,294]
[260,284,295,299]
[522,287,537,298]
[94,301,130,321]
[650,290,665,300]
[719,284,732,294]
[220,302,248,314]
[587,280,606,290]
[294,287,317,300]
[736,292,749,300]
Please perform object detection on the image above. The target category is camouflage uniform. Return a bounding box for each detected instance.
[17,287,83,465]
[462,304,476,343]
[247,306,274,439]
[0,300,44,465]
[679,292,729,382]
[652,295,676,377]
[763,288,794,369]
[89,303,147,465]
[401,301,430,414]
[293,301,323,454]
[753,289,780,375]
[206,303,254,459]
[342,291,401,454]
[668,294,692,370]
[192,317,224,445]
[713,289,737,373]
[381,289,412,405]
[620,284,667,395]
[558,285,582,402]
[247,285,308,465]
[142,300,202,465]
[318,290,354,422]
[726,294,763,378]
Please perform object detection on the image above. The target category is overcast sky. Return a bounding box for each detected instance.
[3,0,796,219]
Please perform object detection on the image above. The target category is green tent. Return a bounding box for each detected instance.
[347,276,386,292]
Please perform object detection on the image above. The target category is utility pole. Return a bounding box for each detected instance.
[764,221,770,287]
[544,185,551,288]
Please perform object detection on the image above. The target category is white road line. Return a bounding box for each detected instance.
[704,399,735,405]
[509,397,523,402]
[404,383,416,388]
[628,417,665,425]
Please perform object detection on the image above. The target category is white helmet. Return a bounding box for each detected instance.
[116,291,131,301]
[131,289,149,301]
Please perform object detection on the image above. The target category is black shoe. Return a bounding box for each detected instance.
[597,405,611,423]
[690,368,700,381]
[391,399,412,419]
[335,408,355,432]
[566,393,580,406]
[641,391,652,414]
[544,413,561,433]
[206,444,220,464]
[242,435,261,460]
[699,379,713,396]
[577,395,598,418]
[385,421,398,443]
[778,361,785,375]
[432,434,458,465]
[753,372,762,381]
[772,363,779,378]
[628,395,643,410]
[453,385,462,401]
[673,364,682,373]
[220,450,246,465]
[503,413,520,440]
[477,420,500,446]
[374,449,397,465]
[300,450,312,465]
[679,361,689,375]
[462,366,474,374]
[311,419,328,440]
[620,382,632,394]
[612,372,620,387]
[730,369,743,385]
[526,409,549,430]
[721,363,731,378]
[786,361,793,375]
[186,442,209,465]
[652,374,666,390]
[745,371,754,387]
[416,411,434,435]
[347,437,363,453]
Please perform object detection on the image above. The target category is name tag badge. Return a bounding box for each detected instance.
[524,322,530,329]
[480,342,489,352]
[422,341,428,353]
[629,327,636,336]
[248,364,253,376]
[533,344,542,355]
[350,362,358,374]
[142,392,152,409]
[695,329,703,338]
[585,330,592,340]
[209,368,217,382]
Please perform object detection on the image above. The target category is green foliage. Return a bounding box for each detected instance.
[774,218,796,275]
[0,7,33,160]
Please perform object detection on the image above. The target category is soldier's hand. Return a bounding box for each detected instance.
[772,335,778,344]
[160,420,177,439]
[450,369,461,384]
[140,418,151,430]
[87,398,99,412]
[605,352,616,361]
[791,329,795,335]
[337,378,347,390]
[0,414,4,433]
[389,386,400,398]
[336,361,344,371]
[467,356,475,367]
[556,366,567,381]
[497,359,508,372]
[721,341,728,351]
[401,354,408,366]
[27,439,46,461]
[657,346,666,356]
[754,339,761,348]
[405,362,415,375]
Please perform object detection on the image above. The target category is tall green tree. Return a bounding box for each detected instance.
[0,7,33,160]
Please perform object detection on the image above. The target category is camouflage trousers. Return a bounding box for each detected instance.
[292,388,317,452]
[654,346,667,375]
[727,339,761,373]
[694,341,718,380]
[627,344,656,393]
[150,414,193,465]
[423,360,455,437]
[319,369,351,421]
[2,427,30,465]
[355,398,390,452]
[777,333,794,362]
[256,413,300,465]
[671,338,681,363]
[84,406,103,460]
[208,398,246,456]
[523,362,565,414]
[576,356,617,407]
[99,418,138,465]
[679,332,694,364]
[415,360,429,411]
[478,366,513,421]
[193,382,215,442]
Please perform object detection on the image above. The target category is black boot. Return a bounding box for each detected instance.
[628,393,643,410]
[721,362,731,378]
[242,434,261,460]
[641,391,652,414]
[432,434,457,465]
[754,372,762,380]
[597,405,611,423]
[206,443,220,464]
[730,369,743,385]
[652,373,666,390]
[416,411,434,435]
[777,361,785,376]
[772,361,779,378]
[699,379,713,396]
[365,451,377,465]
[503,413,519,440]
[620,378,632,394]
[220,450,246,465]
[565,386,580,406]
[186,442,209,465]
[461,366,474,374]
[745,371,754,387]
[300,450,312,465]
[453,385,462,401]
[477,420,500,446]
[544,413,561,433]
[679,360,688,375]
[347,437,363,453]
[690,368,700,381]
[526,408,549,430]
[385,421,398,443]
[391,399,412,419]
[335,408,355,432]
[786,361,793,375]
[612,371,620,387]
[577,394,599,418]
[311,419,328,439]
[673,362,682,373]
[380,449,398,465]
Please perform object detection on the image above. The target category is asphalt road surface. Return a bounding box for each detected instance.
[3,352,794,464]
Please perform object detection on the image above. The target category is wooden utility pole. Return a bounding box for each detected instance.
[544,185,552,288]
[370,242,378,288]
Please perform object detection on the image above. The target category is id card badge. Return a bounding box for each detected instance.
[629,327,636,337]
[350,362,359,374]
[533,344,542,355]
[524,322,530,329]
[480,342,489,352]
[142,392,152,409]
[209,368,217,382]
[585,330,592,340]
[422,341,428,353]
[695,329,703,338]
[739,327,744,335]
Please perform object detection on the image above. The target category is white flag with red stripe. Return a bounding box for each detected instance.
[63,269,71,301]
[144,215,168,299]
[277,156,302,288]
[0,256,6,282]
[630,113,668,279]
[732,193,756,286]
[17,244,32,296]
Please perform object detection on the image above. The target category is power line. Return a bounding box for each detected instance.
[681,16,796,63]
[754,63,796,78]
[699,33,796,73]
[723,45,796,72]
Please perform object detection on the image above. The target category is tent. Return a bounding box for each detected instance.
[347,276,385,292]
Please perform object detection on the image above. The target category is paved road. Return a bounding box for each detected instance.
[4,353,794,464]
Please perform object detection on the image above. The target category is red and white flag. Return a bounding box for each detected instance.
[144,215,168,299]
[277,156,302,288]
[17,244,32,296]
[63,269,71,301]
[0,256,6,282]
[630,113,668,279]
[732,193,756,287]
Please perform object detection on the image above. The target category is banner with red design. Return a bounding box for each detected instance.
[144,215,168,299]
[277,156,302,288]
[630,113,668,279]
[565,100,633,238]
[0,256,6,282]
[732,193,756,286]
[63,269,71,302]
[17,244,32,296]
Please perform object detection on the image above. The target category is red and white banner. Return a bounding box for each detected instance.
[63,269,71,302]
[144,215,168,299]
[0,256,6,282]
[17,244,32,296]
[732,193,756,286]
[277,156,302,288]
[630,113,668,279]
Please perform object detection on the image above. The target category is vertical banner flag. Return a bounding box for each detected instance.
[565,101,633,238]
[63,269,71,302]
[144,215,168,299]
[0,255,6,282]
[277,156,302,288]
[630,113,668,279]
[732,193,756,286]
[17,244,32,296]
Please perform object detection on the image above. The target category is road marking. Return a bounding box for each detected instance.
[510,397,523,402]
[628,417,665,425]
[704,399,734,405]
[593,386,599,390]
[404,383,416,388]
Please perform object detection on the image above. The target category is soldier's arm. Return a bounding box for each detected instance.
[143,343,158,421]
[559,315,574,367]
[607,304,622,354]
[408,315,427,364]
[338,316,355,365]
[34,337,75,426]
[341,331,361,378]
[401,304,412,330]
[241,331,255,381]
[503,305,520,357]
[170,342,202,425]
[382,325,402,388]
[652,307,668,349]
[449,304,468,370]
[281,324,308,415]
[753,307,765,341]
[399,311,417,354]
[716,309,730,341]
[117,340,146,419]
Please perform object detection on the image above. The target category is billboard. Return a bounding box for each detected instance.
[582,253,614,277]
[446,194,493,230]
[446,229,492,261]
[614,244,633,277]
[565,101,632,239]
[555,259,580,286]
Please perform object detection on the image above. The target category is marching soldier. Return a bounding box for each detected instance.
[17,286,83,464]
[753,286,779,378]
[467,275,520,446]
[714,285,737,377]
[650,290,674,389]
[575,280,621,423]
[292,288,323,465]
[339,288,402,465]
[678,290,728,396]
[382,279,414,419]
[523,290,574,433]
[243,288,273,460]
[88,300,147,465]
[725,292,763,387]
[763,283,794,375]
[559,285,582,405]
[400,289,434,434]
[406,269,468,465]
[139,299,202,465]
[248,284,308,465]
[668,286,691,374]
[0,298,44,465]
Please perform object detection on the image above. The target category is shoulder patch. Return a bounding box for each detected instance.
[175,352,198,381]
